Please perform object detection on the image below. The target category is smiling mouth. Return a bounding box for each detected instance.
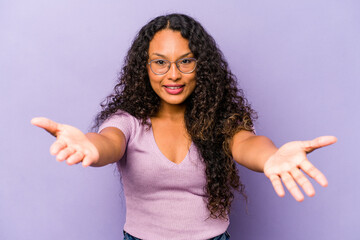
[163,85,185,94]
[164,84,185,89]
[165,86,184,89]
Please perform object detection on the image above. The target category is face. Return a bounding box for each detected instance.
[147,29,196,108]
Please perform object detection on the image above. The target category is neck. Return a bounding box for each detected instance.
[156,102,186,121]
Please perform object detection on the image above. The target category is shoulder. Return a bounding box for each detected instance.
[98,110,147,142]
[100,110,138,126]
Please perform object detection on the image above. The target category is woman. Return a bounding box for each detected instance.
[31,14,336,240]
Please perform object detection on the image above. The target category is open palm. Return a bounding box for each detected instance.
[31,117,99,167]
[264,136,337,201]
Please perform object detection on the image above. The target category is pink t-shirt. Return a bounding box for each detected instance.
[99,111,229,240]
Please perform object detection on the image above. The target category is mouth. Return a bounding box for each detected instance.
[165,86,183,89]
[163,84,185,94]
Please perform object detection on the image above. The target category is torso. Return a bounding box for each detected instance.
[150,117,192,164]
[99,111,230,239]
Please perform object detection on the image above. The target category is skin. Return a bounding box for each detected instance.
[147,30,196,108]
[147,29,196,164]
[31,29,337,202]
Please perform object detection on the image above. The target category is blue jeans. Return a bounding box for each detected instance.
[123,230,230,240]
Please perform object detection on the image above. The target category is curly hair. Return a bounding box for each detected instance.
[93,13,256,220]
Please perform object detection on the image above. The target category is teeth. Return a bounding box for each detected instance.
[166,86,182,89]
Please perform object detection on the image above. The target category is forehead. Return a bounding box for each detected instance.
[148,29,190,57]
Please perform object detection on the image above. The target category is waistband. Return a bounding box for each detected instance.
[123,230,230,240]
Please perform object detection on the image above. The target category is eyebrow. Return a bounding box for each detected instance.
[151,52,192,59]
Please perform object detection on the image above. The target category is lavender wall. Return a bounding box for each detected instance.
[1,1,358,239]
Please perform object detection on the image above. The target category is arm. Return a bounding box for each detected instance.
[230,130,337,201]
[31,117,126,167]
[230,130,277,172]
[85,127,126,167]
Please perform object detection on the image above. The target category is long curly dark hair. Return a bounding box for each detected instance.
[93,13,256,220]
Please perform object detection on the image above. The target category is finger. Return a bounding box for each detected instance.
[300,161,328,187]
[82,155,93,168]
[280,172,304,202]
[81,149,94,167]
[56,147,76,162]
[31,117,61,137]
[66,151,84,165]
[268,174,285,197]
[301,136,337,153]
[50,140,67,155]
[290,167,315,197]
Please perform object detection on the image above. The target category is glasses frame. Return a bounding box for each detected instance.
[147,57,197,75]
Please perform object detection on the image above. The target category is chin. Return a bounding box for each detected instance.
[161,96,187,106]
[166,100,186,105]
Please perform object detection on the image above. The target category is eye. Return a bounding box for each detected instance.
[153,59,167,65]
[180,58,194,64]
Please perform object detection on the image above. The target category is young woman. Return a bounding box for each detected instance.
[31,14,337,240]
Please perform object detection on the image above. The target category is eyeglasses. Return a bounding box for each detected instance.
[148,57,197,75]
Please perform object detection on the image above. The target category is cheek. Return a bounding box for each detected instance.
[149,76,162,86]
[147,67,153,82]
[148,75,163,94]
[188,75,197,90]
[147,68,158,83]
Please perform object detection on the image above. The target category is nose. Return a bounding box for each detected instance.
[167,62,181,81]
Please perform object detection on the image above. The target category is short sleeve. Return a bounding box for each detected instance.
[98,111,135,144]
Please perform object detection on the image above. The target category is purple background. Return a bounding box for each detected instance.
[1,0,359,239]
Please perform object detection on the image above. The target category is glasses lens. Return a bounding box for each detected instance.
[150,59,169,75]
[178,58,196,73]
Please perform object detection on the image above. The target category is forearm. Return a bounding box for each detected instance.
[85,131,126,167]
[231,132,278,172]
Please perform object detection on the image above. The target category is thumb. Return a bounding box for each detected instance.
[301,136,337,153]
[31,117,61,137]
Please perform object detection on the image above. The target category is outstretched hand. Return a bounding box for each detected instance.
[264,136,337,201]
[31,117,99,167]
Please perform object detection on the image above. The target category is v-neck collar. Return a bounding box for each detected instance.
[148,118,193,167]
